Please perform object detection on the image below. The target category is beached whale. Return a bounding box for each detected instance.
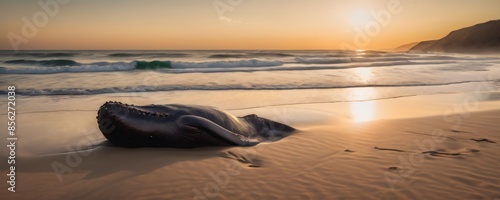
[96,101,295,148]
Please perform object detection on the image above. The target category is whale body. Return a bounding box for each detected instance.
[96,101,295,148]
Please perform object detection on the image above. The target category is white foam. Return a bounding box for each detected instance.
[295,57,412,64]
[171,59,282,68]
[295,57,352,64]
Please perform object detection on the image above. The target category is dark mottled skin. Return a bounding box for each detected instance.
[97,101,295,148]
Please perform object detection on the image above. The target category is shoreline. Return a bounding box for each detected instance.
[0,90,499,155]
[0,90,499,199]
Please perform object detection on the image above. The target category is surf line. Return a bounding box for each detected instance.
[6,86,17,192]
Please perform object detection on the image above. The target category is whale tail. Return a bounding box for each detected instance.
[241,114,296,142]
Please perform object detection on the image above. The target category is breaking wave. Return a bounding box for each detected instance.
[0,59,283,74]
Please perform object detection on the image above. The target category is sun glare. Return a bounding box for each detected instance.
[353,67,373,83]
[348,88,377,123]
[350,101,376,123]
[349,10,372,28]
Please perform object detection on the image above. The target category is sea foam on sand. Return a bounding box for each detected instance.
[1,91,500,199]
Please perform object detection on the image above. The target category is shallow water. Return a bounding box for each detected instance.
[0,50,499,98]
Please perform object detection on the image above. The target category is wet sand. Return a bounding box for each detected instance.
[1,91,500,199]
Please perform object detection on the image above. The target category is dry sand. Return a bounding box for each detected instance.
[1,92,500,199]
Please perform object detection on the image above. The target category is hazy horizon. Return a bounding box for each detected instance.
[1,0,499,51]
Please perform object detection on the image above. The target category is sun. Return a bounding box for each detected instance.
[349,10,372,28]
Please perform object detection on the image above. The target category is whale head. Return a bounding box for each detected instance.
[96,101,182,147]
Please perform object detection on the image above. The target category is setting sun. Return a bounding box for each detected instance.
[350,10,372,28]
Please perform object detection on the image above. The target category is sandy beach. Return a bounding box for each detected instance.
[1,89,499,199]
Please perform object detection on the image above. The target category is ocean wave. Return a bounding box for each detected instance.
[294,54,500,64]
[165,61,454,73]
[208,52,294,58]
[1,80,491,96]
[136,61,172,69]
[5,59,80,66]
[208,54,248,58]
[248,52,295,57]
[295,57,411,64]
[0,62,136,74]
[136,59,282,69]
[295,57,351,64]
[0,59,283,74]
[12,52,77,57]
[171,59,282,68]
[108,53,190,58]
[0,60,453,74]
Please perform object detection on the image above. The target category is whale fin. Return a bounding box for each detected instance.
[241,114,295,132]
[240,114,295,141]
[176,115,260,146]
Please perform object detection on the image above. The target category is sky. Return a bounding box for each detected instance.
[0,0,499,50]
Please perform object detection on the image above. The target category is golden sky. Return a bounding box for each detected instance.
[1,0,499,50]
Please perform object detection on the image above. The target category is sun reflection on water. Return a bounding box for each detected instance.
[353,67,373,83]
[350,101,376,123]
[348,87,377,123]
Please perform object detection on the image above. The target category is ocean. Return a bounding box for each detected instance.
[1,50,499,103]
[1,49,499,128]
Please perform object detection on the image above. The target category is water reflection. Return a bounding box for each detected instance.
[355,49,366,55]
[348,87,377,101]
[349,87,377,123]
[353,67,373,83]
[350,101,376,123]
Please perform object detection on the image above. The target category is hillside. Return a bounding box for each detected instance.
[409,20,500,53]
[393,42,419,52]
